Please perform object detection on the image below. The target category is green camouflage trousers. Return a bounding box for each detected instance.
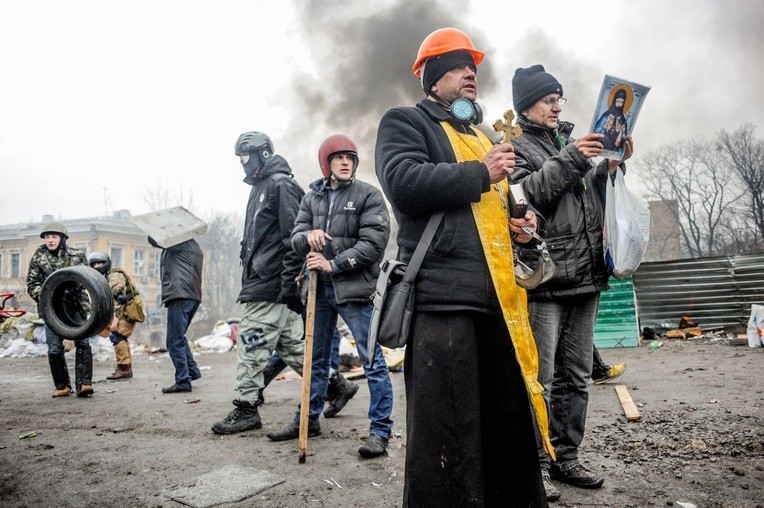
[235,301,304,403]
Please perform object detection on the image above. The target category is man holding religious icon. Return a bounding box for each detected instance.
[509,64,634,501]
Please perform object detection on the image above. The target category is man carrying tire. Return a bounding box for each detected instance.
[26,221,94,398]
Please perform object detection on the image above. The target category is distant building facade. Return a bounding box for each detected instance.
[643,199,683,262]
[0,211,161,320]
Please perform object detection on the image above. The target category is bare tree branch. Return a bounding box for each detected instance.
[638,137,746,258]
[716,123,764,250]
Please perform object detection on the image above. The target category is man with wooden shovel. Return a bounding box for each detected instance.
[266,133,394,459]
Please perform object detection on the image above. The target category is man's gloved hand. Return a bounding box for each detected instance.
[116,293,129,305]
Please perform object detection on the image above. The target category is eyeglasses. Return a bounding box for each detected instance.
[539,96,567,107]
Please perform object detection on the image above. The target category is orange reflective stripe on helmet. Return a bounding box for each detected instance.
[412,27,484,77]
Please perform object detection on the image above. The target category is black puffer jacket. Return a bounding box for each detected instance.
[158,239,203,305]
[238,154,305,304]
[510,116,612,300]
[375,99,503,314]
[291,178,389,305]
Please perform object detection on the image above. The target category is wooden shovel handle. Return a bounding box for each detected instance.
[298,269,318,463]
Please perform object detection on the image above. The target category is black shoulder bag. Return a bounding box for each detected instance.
[367,211,444,367]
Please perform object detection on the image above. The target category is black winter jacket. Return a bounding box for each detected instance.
[291,178,389,305]
[238,154,305,304]
[375,99,503,314]
[510,116,613,300]
[158,239,203,305]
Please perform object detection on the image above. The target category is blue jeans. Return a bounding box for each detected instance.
[45,324,90,355]
[529,294,599,471]
[264,327,342,379]
[166,298,201,389]
[294,283,393,438]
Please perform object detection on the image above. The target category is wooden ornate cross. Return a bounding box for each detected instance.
[493,110,522,143]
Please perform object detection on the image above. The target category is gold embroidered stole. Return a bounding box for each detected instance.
[440,121,555,459]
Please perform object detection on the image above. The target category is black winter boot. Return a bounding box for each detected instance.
[324,371,359,418]
[266,418,320,441]
[49,354,72,397]
[75,346,94,397]
[211,399,262,435]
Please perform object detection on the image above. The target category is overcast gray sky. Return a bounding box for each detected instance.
[2,0,762,225]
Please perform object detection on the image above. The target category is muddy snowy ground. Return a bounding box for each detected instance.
[1,334,762,508]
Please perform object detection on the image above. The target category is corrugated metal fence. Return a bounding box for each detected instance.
[632,253,764,330]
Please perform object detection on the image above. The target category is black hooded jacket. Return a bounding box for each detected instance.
[238,154,305,304]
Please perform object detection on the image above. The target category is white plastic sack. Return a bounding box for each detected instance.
[604,170,650,278]
[747,304,764,348]
[211,321,232,338]
[0,337,45,358]
[195,334,234,353]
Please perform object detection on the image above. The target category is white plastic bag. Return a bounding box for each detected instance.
[195,334,234,353]
[747,304,764,348]
[604,170,650,278]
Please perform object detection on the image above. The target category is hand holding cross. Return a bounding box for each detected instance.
[493,110,523,143]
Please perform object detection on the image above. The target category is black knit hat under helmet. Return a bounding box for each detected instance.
[512,64,563,114]
[422,50,476,95]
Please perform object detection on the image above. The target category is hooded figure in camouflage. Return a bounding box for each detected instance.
[88,251,143,380]
[26,221,94,398]
[211,131,307,435]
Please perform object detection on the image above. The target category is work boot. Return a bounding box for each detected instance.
[107,364,133,380]
[323,371,359,418]
[53,386,72,397]
[266,419,320,441]
[358,434,389,458]
[592,363,626,384]
[541,471,561,501]
[551,463,604,489]
[77,384,94,397]
[211,399,262,435]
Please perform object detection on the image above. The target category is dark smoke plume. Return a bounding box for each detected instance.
[288,0,494,183]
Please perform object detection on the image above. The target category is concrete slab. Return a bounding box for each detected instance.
[162,463,284,508]
[132,206,208,248]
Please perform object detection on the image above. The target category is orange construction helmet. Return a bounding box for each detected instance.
[412,27,484,77]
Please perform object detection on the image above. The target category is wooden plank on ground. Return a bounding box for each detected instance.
[615,384,641,421]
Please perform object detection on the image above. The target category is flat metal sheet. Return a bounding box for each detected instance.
[162,463,284,508]
[132,206,207,248]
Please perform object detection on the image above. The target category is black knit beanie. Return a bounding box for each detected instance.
[512,64,563,114]
[422,50,476,95]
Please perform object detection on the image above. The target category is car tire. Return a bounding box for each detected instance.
[39,265,114,341]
